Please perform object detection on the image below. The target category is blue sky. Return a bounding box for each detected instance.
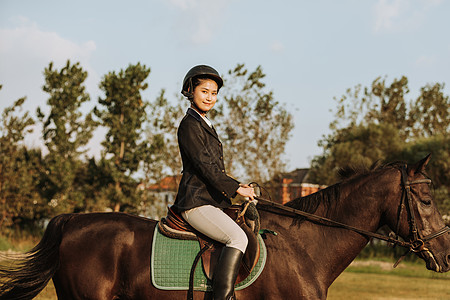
[1,0,449,170]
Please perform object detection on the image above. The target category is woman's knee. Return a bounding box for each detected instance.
[227,228,248,253]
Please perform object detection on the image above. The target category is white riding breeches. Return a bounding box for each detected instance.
[181,205,248,254]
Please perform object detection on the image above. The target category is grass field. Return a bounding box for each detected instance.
[328,260,450,300]
[9,260,448,299]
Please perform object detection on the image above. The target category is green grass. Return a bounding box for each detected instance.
[0,235,40,252]
[346,260,450,279]
[0,236,12,251]
[328,259,449,299]
[329,272,449,300]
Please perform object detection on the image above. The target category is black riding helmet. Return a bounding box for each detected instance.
[181,65,223,99]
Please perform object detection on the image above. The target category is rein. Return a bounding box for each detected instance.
[254,165,450,266]
[256,196,411,248]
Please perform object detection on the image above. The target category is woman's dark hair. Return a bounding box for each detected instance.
[191,75,222,93]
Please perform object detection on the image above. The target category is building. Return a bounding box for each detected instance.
[140,175,181,219]
[141,169,326,218]
[275,168,327,204]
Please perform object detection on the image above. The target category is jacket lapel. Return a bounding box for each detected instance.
[186,108,219,140]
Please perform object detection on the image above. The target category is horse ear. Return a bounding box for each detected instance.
[411,154,432,174]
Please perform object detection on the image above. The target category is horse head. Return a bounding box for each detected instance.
[387,154,450,273]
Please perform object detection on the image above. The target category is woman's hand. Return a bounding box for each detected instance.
[237,184,257,201]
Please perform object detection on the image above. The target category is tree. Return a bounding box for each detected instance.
[73,157,115,213]
[95,63,151,212]
[331,76,409,138]
[213,64,294,183]
[0,91,47,230]
[309,76,450,215]
[37,60,96,213]
[409,82,450,138]
[143,89,184,183]
[309,123,405,185]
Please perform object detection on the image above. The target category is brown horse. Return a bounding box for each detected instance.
[1,155,449,299]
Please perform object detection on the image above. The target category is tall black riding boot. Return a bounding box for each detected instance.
[212,247,243,300]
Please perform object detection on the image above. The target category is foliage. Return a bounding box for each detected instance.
[213,64,294,183]
[309,122,404,184]
[409,82,450,138]
[143,89,184,182]
[0,91,49,230]
[71,157,115,212]
[309,76,450,215]
[37,60,97,213]
[330,76,409,136]
[95,63,151,212]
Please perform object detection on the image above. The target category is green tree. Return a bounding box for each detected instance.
[309,123,405,185]
[0,91,47,230]
[95,63,150,212]
[213,64,294,183]
[73,157,115,212]
[409,83,449,138]
[310,76,450,215]
[143,89,184,183]
[37,60,96,213]
[331,76,409,138]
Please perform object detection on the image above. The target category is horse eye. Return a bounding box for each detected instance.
[420,198,432,206]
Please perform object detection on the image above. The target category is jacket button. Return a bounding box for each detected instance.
[221,169,225,173]
[220,156,223,160]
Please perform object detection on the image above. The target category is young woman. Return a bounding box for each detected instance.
[173,65,256,300]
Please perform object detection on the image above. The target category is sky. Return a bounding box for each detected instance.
[1,0,449,171]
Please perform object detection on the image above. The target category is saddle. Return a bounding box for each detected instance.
[158,204,260,284]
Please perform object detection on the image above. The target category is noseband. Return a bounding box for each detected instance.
[255,165,450,266]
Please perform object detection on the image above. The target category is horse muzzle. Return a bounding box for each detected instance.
[421,248,450,273]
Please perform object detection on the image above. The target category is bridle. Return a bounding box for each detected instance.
[391,165,450,266]
[254,165,450,266]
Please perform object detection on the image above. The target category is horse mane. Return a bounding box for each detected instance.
[337,160,385,180]
[284,183,340,224]
[337,160,409,181]
[284,160,406,224]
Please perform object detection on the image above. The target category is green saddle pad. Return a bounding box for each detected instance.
[151,225,267,291]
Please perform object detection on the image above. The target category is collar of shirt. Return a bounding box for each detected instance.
[190,107,213,128]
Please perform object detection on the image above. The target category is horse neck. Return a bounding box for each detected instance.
[259,168,401,288]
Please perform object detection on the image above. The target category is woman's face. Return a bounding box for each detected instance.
[191,79,218,116]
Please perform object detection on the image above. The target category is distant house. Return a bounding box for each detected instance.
[270,168,327,204]
[140,175,181,219]
[147,175,180,203]
[141,169,326,218]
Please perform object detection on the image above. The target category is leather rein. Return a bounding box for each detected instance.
[255,165,450,265]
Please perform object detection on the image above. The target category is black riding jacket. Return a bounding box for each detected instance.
[173,108,240,212]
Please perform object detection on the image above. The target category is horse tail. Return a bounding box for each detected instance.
[0,213,73,300]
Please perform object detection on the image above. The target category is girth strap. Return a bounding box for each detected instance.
[187,243,213,300]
